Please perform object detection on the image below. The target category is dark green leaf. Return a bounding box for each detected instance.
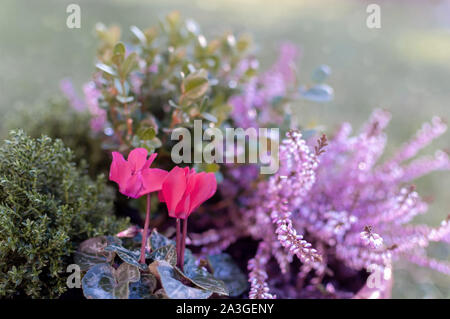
[136,127,156,140]
[207,253,248,296]
[74,236,115,271]
[157,261,212,299]
[150,229,174,250]
[114,262,140,299]
[82,263,116,299]
[104,243,147,270]
[180,69,209,105]
[177,257,229,296]
[113,42,126,56]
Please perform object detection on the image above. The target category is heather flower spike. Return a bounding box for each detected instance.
[160,166,217,270]
[214,110,450,298]
[109,148,168,264]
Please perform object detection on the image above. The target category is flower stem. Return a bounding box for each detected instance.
[180,217,188,272]
[139,193,151,264]
[176,218,181,269]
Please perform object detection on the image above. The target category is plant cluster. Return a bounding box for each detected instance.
[77,230,247,299]
[0,130,129,298]
[11,12,448,299]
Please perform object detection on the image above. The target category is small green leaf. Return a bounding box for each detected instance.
[82,263,116,299]
[180,69,209,105]
[177,265,228,296]
[207,253,248,296]
[121,52,138,76]
[115,262,140,284]
[113,42,126,56]
[96,63,117,76]
[136,127,156,140]
[130,26,147,45]
[157,261,212,299]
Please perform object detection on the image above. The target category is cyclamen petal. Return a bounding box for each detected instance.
[128,148,149,171]
[162,166,187,216]
[142,168,169,194]
[161,166,217,219]
[188,173,217,213]
[110,152,131,185]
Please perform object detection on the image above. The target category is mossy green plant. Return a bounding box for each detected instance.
[4,98,110,177]
[0,130,129,298]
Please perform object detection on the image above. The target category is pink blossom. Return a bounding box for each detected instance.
[109,148,168,198]
[159,166,217,219]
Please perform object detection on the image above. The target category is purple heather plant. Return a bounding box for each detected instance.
[191,109,450,298]
[57,13,448,299]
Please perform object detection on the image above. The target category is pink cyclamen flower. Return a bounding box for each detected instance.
[109,148,168,198]
[159,166,217,219]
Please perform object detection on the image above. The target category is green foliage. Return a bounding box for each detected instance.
[80,230,245,299]
[0,130,129,298]
[5,98,110,176]
[92,12,253,156]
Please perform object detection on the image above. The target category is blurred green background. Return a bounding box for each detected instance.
[0,0,449,298]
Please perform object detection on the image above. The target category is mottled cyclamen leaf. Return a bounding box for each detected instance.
[82,263,116,299]
[104,243,147,270]
[129,273,158,299]
[207,253,248,296]
[114,263,140,299]
[150,229,174,250]
[115,262,140,284]
[156,261,212,299]
[177,259,229,296]
[149,244,177,266]
[74,236,114,271]
[299,84,334,103]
